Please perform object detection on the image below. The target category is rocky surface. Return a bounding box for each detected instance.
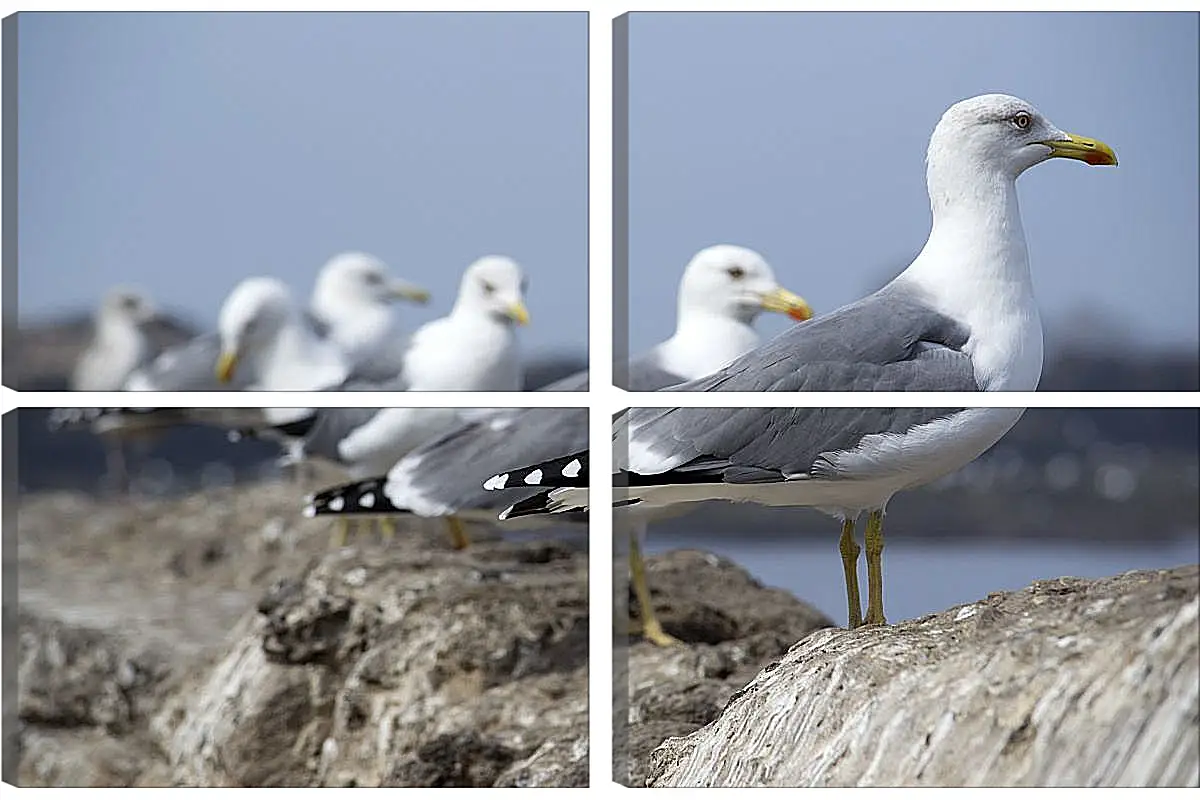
[11,482,588,787]
[645,564,1200,788]
[617,550,835,786]
[13,479,1198,789]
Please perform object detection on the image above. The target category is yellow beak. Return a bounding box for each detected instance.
[215,350,239,384]
[759,286,814,322]
[389,282,431,304]
[1041,133,1118,166]
[507,301,531,326]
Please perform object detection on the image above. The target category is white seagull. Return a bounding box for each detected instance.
[484,94,1118,641]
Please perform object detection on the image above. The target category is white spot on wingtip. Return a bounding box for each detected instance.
[302,505,316,518]
[359,492,375,509]
[498,505,514,520]
[484,473,509,490]
[524,469,543,485]
[562,459,582,478]
[328,496,346,512]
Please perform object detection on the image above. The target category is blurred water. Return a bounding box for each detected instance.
[647,532,1200,628]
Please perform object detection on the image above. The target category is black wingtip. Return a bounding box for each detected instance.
[498,491,556,520]
[304,477,407,517]
[483,451,589,492]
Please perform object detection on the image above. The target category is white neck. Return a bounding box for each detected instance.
[404,312,521,391]
[450,296,496,322]
[896,162,1043,391]
[77,312,149,390]
[655,309,761,381]
[253,318,348,390]
[96,312,146,353]
[319,299,394,364]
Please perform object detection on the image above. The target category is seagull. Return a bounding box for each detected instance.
[71,287,160,393]
[619,244,814,388]
[303,244,812,563]
[69,287,161,491]
[209,276,351,390]
[485,94,1118,641]
[307,251,431,380]
[54,255,521,496]
[53,277,352,467]
[124,252,428,390]
[49,254,429,491]
[268,255,531,545]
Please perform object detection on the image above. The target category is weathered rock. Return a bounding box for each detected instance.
[17,615,171,734]
[14,615,174,787]
[14,484,588,787]
[646,564,1200,788]
[153,539,588,787]
[619,550,835,786]
[494,733,589,787]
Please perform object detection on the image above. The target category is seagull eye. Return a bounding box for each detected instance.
[481,280,496,295]
[727,266,746,280]
[364,272,383,285]
[1011,112,1032,131]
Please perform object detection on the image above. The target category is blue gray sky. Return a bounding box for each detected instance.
[17,12,587,358]
[627,12,1199,356]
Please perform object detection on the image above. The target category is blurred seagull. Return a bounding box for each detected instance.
[272,255,532,545]
[304,245,812,563]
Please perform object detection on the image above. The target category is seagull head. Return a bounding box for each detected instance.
[678,244,813,325]
[928,93,1117,184]
[215,276,294,384]
[100,287,158,325]
[456,255,531,326]
[315,251,430,314]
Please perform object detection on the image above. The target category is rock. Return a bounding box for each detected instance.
[645,564,1200,788]
[619,550,835,786]
[17,615,171,735]
[14,483,588,787]
[14,615,175,787]
[494,733,589,787]
[153,536,589,787]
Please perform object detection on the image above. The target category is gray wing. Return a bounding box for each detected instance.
[124,332,237,391]
[622,282,979,482]
[625,350,687,391]
[342,334,414,386]
[391,406,590,512]
[538,370,589,391]
[657,282,977,395]
[621,406,964,485]
[293,407,388,464]
[389,351,683,512]
[384,368,590,512]
[247,367,412,457]
[301,308,333,339]
[327,372,410,392]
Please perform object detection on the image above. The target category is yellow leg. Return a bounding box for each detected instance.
[330,518,353,549]
[863,509,888,626]
[445,516,470,550]
[629,532,681,647]
[839,519,864,629]
[378,517,396,543]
